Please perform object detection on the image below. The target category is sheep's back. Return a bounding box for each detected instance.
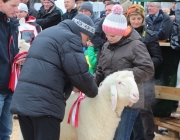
[60,92,78,140]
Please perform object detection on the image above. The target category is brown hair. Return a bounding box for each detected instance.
[105,1,118,7]
[127,13,145,26]
[3,0,10,3]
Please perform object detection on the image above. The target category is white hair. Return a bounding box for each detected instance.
[147,2,161,8]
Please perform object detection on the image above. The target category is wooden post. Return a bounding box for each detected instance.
[168,130,179,138]
[154,125,159,133]
[155,86,180,101]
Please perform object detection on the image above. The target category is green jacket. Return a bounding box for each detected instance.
[84,46,98,74]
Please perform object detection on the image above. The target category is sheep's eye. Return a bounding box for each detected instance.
[118,82,121,84]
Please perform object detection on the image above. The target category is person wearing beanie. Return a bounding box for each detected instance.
[80,1,101,28]
[21,0,37,17]
[80,1,93,14]
[10,13,98,140]
[16,3,42,44]
[125,4,145,23]
[36,0,63,30]
[126,4,163,140]
[95,4,154,140]
[62,0,78,20]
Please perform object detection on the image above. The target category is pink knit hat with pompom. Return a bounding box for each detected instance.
[102,5,127,35]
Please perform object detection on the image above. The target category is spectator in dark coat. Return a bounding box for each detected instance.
[170,2,176,16]
[79,1,101,28]
[146,2,173,41]
[91,1,117,61]
[0,0,19,139]
[10,14,98,140]
[62,0,78,20]
[21,0,37,17]
[100,0,112,18]
[36,0,62,30]
[126,4,163,140]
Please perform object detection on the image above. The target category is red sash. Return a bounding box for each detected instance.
[8,52,28,91]
[68,92,86,127]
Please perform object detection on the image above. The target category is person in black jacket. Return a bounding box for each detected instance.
[79,1,101,29]
[91,1,117,61]
[62,0,78,20]
[145,2,173,41]
[126,4,163,140]
[36,0,63,30]
[0,0,19,139]
[10,14,98,140]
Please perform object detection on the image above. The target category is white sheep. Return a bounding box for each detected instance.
[60,71,139,140]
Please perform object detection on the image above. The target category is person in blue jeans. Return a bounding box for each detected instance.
[0,0,20,139]
[95,4,154,140]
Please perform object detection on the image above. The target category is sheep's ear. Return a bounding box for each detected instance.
[109,83,117,111]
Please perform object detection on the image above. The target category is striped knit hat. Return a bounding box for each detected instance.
[102,5,127,35]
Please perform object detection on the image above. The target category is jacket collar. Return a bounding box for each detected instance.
[47,4,56,14]
[108,26,141,50]
[40,5,56,14]
[66,8,77,14]
[26,16,36,22]
[0,12,9,23]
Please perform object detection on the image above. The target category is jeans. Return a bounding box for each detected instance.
[0,93,13,140]
[114,107,140,140]
[131,111,145,140]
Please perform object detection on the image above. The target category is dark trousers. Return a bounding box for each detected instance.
[18,115,61,140]
[140,109,155,140]
[130,112,145,140]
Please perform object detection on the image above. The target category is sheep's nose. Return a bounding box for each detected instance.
[133,93,139,99]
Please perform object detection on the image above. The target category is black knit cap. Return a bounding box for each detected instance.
[72,14,95,38]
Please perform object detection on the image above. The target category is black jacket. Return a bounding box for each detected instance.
[135,26,163,68]
[27,1,37,17]
[91,18,106,60]
[0,13,19,93]
[62,8,78,20]
[145,9,173,40]
[36,5,62,30]
[10,20,98,120]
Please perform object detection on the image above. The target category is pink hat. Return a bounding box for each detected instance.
[102,5,127,35]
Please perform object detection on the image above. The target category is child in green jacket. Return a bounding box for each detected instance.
[84,41,98,75]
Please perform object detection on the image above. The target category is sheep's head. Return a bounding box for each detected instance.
[103,71,139,111]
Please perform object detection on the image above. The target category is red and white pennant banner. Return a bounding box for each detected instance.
[8,52,28,91]
[68,92,86,127]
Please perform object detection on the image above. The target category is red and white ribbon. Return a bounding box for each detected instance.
[8,52,28,91]
[68,92,86,127]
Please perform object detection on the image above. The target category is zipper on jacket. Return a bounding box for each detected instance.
[8,35,13,66]
[109,47,116,75]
